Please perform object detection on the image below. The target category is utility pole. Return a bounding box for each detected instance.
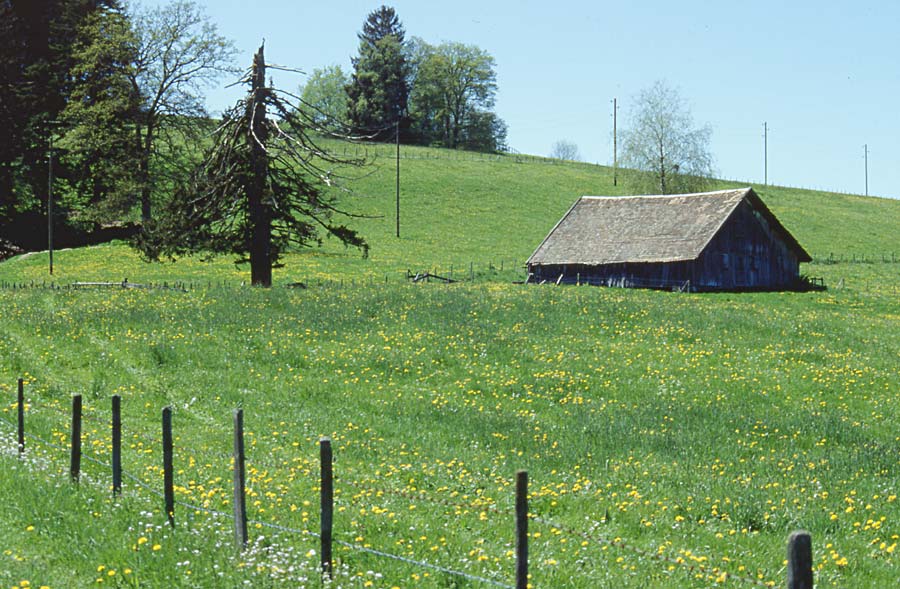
[864,144,868,196]
[395,119,400,238]
[47,120,59,276]
[763,122,768,186]
[612,98,618,186]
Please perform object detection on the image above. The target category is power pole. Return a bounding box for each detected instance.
[763,122,768,186]
[47,121,58,276]
[395,119,400,238]
[863,144,868,196]
[612,98,618,186]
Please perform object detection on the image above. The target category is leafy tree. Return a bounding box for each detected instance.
[346,5,409,139]
[0,0,121,223]
[299,65,350,131]
[550,140,581,161]
[128,0,236,221]
[138,46,368,287]
[408,40,502,151]
[458,111,507,153]
[620,81,714,194]
[0,0,28,220]
[61,6,141,222]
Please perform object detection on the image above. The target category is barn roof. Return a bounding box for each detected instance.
[526,188,811,266]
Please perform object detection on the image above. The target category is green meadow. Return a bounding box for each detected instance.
[0,143,898,588]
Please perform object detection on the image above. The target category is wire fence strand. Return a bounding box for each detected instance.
[0,412,516,588]
[0,402,784,588]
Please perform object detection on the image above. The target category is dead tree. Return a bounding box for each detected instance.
[137,43,369,287]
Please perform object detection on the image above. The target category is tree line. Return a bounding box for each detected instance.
[303,6,506,153]
[0,0,236,247]
[0,0,713,285]
[0,2,504,265]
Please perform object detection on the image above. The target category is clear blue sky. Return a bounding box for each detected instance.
[142,0,900,198]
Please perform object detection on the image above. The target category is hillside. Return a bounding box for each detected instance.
[0,145,898,589]
[2,141,899,286]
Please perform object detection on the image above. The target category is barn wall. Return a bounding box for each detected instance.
[528,261,694,289]
[696,200,801,289]
[527,200,802,291]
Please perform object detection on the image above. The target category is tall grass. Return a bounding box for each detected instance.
[0,278,897,587]
[0,145,897,587]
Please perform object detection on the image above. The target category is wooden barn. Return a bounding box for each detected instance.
[526,188,811,291]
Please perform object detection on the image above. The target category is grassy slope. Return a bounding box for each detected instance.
[3,141,899,285]
[0,145,898,589]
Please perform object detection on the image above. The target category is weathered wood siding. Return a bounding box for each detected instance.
[528,200,802,291]
[695,199,801,289]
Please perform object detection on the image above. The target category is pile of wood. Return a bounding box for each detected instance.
[407,270,456,284]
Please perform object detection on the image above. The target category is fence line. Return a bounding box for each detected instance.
[0,406,516,587]
[340,478,774,588]
[1,251,899,296]
[0,259,528,292]
[3,380,817,588]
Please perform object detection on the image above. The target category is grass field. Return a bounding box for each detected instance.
[0,144,898,588]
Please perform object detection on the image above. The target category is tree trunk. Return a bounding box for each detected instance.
[658,140,666,194]
[248,45,272,287]
[137,121,152,223]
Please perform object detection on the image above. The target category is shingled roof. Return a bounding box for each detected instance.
[527,188,811,266]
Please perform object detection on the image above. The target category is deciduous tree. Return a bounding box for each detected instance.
[128,0,236,221]
[408,40,503,151]
[620,81,714,194]
[550,140,581,161]
[299,65,350,131]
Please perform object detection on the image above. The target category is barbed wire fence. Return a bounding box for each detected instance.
[1,378,819,588]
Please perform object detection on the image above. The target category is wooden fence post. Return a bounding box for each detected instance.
[516,470,528,589]
[786,530,813,589]
[233,409,248,549]
[17,378,24,454]
[112,395,122,495]
[162,406,175,528]
[70,394,82,482]
[320,437,333,578]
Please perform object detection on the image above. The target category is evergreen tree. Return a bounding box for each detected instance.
[0,1,28,220]
[346,5,409,140]
[61,6,141,222]
[139,46,368,287]
[0,0,122,222]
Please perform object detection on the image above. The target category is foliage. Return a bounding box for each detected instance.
[0,0,122,224]
[346,5,409,140]
[60,6,141,222]
[620,80,714,194]
[298,65,350,131]
[137,46,368,287]
[408,39,504,151]
[550,139,581,161]
[127,0,237,221]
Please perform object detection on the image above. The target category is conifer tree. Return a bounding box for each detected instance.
[346,5,409,140]
[138,45,368,287]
